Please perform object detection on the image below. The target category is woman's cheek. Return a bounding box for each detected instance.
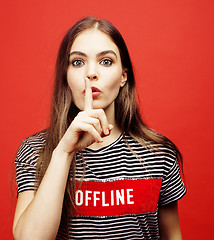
[107,72,123,90]
[71,90,85,110]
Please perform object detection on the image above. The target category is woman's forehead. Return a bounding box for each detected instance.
[70,29,120,55]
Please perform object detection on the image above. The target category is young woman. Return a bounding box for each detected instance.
[13,17,186,239]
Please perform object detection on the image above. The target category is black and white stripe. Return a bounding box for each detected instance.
[15,132,186,240]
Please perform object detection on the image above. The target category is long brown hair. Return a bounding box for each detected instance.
[35,16,183,233]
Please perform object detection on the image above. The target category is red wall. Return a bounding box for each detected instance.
[1,0,214,239]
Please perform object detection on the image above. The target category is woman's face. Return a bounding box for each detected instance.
[67,29,127,115]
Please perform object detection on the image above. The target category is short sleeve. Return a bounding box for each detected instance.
[158,151,186,206]
[15,140,37,195]
[15,132,46,195]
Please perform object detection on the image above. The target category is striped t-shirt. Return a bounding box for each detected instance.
[15,132,186,239]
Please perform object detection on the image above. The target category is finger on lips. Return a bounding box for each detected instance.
[83,77,111,139]
[84,77,93,111]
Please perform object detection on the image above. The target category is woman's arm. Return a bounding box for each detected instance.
[13,149,74,240]
[158,201,182,240]
[13,78,111,239]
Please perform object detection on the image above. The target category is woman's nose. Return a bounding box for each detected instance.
[86,63,99,81]
[87,73,98,81]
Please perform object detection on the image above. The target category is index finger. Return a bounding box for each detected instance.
[84,77,93,111]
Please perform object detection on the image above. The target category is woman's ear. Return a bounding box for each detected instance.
[120,69,128,87]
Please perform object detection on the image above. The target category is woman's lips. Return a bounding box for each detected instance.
[83,86,101,98]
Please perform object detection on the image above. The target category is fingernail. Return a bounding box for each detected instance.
[105,129,109,135]
[109,124,113,130]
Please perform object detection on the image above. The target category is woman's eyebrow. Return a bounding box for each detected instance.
[69,51,87,57]
[96,50,117,59]
[69,50,118,59]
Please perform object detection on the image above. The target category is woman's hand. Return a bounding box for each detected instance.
[57,78,113,154]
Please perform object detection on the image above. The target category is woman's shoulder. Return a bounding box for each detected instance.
[124,132,176,153]
[21,130,47,150]
[124,132,179,165]
[15,130,47,164]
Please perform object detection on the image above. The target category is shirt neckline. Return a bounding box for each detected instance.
[84,134,124,153]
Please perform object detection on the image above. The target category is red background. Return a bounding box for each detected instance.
[1,0,214,239]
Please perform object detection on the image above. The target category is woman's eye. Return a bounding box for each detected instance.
[100,59,113,66]
[72,60,84,67]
